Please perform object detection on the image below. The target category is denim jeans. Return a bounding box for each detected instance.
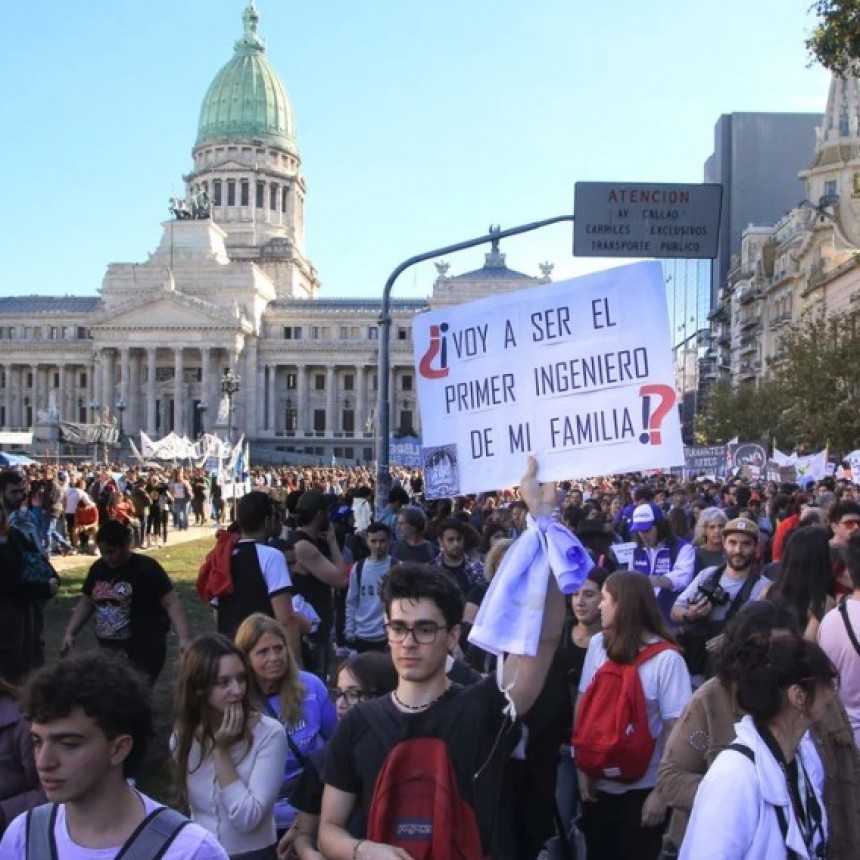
[173,497,189,530]
[42,514,71,553]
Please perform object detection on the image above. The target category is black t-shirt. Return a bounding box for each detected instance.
[288,531,334,635]
[390,540,437,564]
[322,677,515,852]
[82,553,172,645]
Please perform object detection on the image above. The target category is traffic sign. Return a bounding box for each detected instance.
[574,182,722,260]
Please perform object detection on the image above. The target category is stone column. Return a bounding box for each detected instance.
[325,366,336,436]
[129,351,142,434]
[174,348,184,434]
[3,364,11,428]
[58,364,67,422]
[201,347,212,431]
[90,355,100,418]
[268,365,277,434]
[101,350,112,418]
[147,348,157,435]
[243,339,260,438]
[356,365,367,437]
[296,365,308,436]
[14,366,25,427]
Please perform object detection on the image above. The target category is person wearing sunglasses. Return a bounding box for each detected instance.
[277,653,397,860]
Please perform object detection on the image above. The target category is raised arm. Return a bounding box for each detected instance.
[500,456,566,717]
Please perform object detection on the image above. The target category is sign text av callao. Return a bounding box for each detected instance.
[573,182,722,260]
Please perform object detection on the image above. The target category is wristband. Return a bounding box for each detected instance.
[353,840,365,860]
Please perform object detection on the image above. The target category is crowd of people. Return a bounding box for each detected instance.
[1,454,860,858]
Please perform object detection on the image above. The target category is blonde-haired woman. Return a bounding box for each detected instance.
[173,633,287,859]
[235,614,336,839]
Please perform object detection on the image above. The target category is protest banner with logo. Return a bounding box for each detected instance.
[412,261,684,497]
[727,443,768,480]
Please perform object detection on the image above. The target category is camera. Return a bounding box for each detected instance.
[693,579,730,606]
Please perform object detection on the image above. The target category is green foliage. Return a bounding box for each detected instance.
[807,0,860,75]
[702,309,860,453]
[700,379,785,444]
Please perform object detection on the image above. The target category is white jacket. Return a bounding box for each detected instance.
[680,715,827,860]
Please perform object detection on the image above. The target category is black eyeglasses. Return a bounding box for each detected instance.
[328,688,369,706]
[384,621,450,644]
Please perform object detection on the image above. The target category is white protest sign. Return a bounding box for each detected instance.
[611,542,638,566]
[413,261,684,497]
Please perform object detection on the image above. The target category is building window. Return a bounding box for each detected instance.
[213,180,222,206]
[77,327,88,339]
[343,409,355,434]
[368,327,378,340]
[285,406,297,435]
[270,183,278,211]
[286,372,297,390]
[397,327,409,340]
[27,373,33,387]
[53,372,60,387]
[256,181,265,208]
[344,373,354,391]
[825,179,838,199]
[371,373,377,391]
[283,326,303,340]
[227,180,236,206]
[399,410,413,434]
[340,326,349,339]
[313,409,326,435]
[402,374,413,391]
[80,372,87,387]
[314,373,325,391]
[281,187,288,213]
[241,179,249,206]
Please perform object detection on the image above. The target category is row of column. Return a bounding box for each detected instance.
[260,363,416,438]
[1,351,417,440]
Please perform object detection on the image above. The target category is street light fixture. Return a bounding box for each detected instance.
[116,399,126,447]
[220,368,241,522]
[220,368,241,443]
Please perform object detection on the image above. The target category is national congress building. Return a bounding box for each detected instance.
[0,2,548,464]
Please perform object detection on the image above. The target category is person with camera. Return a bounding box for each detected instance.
[670,518,769,684]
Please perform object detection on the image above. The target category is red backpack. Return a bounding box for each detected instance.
[572,641,676,782]
[363,700,485,860]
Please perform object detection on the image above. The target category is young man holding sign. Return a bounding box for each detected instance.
[318,458,566,860]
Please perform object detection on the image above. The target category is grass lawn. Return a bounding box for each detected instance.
[43,538,216,805]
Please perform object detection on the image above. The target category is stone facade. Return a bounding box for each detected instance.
[0,3,548,463]
[702,71,860,393]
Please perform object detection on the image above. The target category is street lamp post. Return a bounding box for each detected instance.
[89,400,100,464]
[220,368,241,521]
[374,214,575,516]
[116,399,126,453]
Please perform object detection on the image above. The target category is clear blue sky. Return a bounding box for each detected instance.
[1,0,831,300]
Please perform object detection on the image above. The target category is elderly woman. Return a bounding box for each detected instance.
[692,507,727,573]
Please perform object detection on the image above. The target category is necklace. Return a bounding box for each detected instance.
[391,685,450,712]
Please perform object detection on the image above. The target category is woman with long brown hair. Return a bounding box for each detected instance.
[573,571,691,860]
[173,633,287,859]
[235,614,336,839]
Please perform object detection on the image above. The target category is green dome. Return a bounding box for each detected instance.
[196,2,295,151]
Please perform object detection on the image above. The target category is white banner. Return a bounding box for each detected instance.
[413,261,684,497]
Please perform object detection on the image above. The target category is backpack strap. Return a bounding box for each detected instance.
[726,744,799,860]
[115,807,190,860]
[355,558,365,590]
[839,601,860,658]
[633,640,676,667]
[724,572,760,623]
[26,803,58,860]
[286,732,308,767]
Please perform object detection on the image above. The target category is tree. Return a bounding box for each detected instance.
[807,1,860,75]
[769,308,860,454]
[699,379,786,444]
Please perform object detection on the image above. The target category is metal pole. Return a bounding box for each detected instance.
[374,214,574,516]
